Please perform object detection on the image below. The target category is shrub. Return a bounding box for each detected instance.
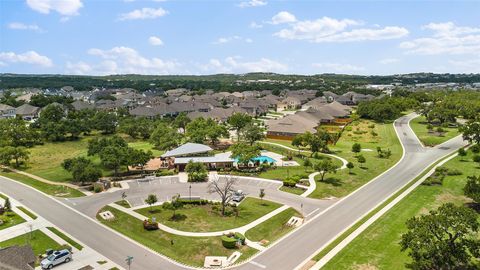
[436,127,445,133]
[143,219,159,231]
[93,185,103,193]
[178,199,209,205]
[345,126,352,131]
[371,130,378,137]
[471,144,480,153]
[156,169,176,177]
[221,235,237,249]
[368,124,375,129]
[283,179,297,187]
[474,155,480,163]
[234,232,246,245]
[188,171,208,182]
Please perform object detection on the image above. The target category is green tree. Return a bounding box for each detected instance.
[259,188,265,201]
[458,148,467,161]
[401,203,480,270]
[145,194,158,212]
[163,194,183,219]
[0,117,40,147]
[242,123,265,145]
[127,149,153,175]
[150,122,182,150]
[464,175,480,204]
[0,146,30,168]
[3,197,11,212]
[173,113,191,134]
[93,111,117,134]
[99,146,127,177]
[206,120,229,146]
[227,113,252,141]
[185,161,208,182]
[62,157,102,184]
[351,143,362,154]
[314,159,339,181]
[230,142,260,166]
[346,161,354,174]
[461,117,480,145]
[357,154,366,167]
[119,117,153,139]
[87,136,128,156]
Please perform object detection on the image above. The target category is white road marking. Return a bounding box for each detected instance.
[249,261,266,269]
[305,208,320,218]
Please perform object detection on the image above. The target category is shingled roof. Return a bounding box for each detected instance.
[0,245,35,270]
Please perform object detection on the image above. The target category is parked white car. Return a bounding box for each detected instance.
[41,249,72,269]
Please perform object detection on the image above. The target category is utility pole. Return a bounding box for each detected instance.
[189,184,192,200]
[126,256,133,270]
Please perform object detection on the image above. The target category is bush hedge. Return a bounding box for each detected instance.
[221,235,237,249]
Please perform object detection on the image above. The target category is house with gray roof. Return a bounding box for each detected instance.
[15,104,40,121]
[161,143,234,171]
[0,245,35,270]
[0,104,16,119]
[71,100,95,111]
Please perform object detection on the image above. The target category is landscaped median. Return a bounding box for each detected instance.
[134,197,281,233]
[97,205,258,267]
[409,115,460,146]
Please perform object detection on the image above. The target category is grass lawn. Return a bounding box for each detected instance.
[98,206,257,267]
[245,208,301,245]
[46,227,83,250]
[310,119,402,199]
[0,169,85,198]
[321,149,478,270]
[114,200,131,208]
[279,186,306,195]
[23,135,162,183]
[135,197,281,232]
[409,116,460,146]
[0,211,26,230]
[16,206,37,219]
[0,230,63,259]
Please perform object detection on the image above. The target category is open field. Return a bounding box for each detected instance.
[409,116,460,146]
[321,149,478,270]
[245,208,301,244]
[22,135,161,183]
[98,206,257,267]
[0,169,85,197]
[135,197,281,232]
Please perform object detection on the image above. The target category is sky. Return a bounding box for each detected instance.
[0,0,479,76]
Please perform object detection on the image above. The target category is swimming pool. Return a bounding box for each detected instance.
[235,155,276,164]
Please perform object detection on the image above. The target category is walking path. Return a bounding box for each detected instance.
[108,202,290,237]
[300,172,319,198]
[258,141,349,169]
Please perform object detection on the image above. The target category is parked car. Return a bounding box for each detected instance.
[41,249,72,269]
[232,190,245,202]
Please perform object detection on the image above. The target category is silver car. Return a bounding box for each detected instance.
[41,249,72,269]
[232,190,245,202]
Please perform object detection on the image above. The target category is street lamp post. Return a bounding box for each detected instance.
[126,256,133,270]
[189,185,192,200]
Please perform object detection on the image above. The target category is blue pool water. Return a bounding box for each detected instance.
[235,156,276,164]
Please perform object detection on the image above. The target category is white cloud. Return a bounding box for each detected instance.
[0,51,53,67]
[399,22,480,55]
[312,62,364,73]
[149,36,164,46]
[65,61,92,75]
[379,58,400,64]
[238,0,267,8]
[271,11,296,25]
[119,7,168,21]
[212,36,252,44]
[448,58,480,73]
[250,21,263,29]
[81,46,179,75]
[199,56,287,74]
[273,14,408,43]
[7,22,41,32]
[26,0,83,16]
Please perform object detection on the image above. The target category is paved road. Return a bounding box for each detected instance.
[0,114,467,270]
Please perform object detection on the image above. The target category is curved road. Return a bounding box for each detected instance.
[0,114,467,270]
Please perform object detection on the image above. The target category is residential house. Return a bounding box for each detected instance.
[161,143,234,171]
[0,245,36,270]
[71,100,95,111]
[15,104,40,121]
[0,104,16,119]
[277,96,301,111]
[187,106,247,122]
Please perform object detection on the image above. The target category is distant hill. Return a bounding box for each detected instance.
[0,72,479,92]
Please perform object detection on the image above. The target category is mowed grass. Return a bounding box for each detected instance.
[310,120,402,199]
[279,186,306,195]
[16,206,37,219]
[136,197,281,232]
[321,149,478,270]
[46,227,83,250]
[0,211,26,230]
[0,230,62,258]
[23,135,161,183]
[98,206,257,267]
[0,169,85,197]
[409,116,460,146]
[245,208,301,245]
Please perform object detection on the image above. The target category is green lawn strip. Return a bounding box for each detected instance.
[16,206,37,219]
[23,135,161,183]
[0,193,7,200]
[245,208,301,245]
[310,119,402,199]
[0,230,63,265]
[0,211,26,230]
[135,197,281,233]
[98,206,256,267]
[114,200,131,208]
[409,116,460,146]
[322,150,476,270]
[279,186,306,195]
[312,149,459,263]
[46,227,83,250]
[0,170,85,198]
